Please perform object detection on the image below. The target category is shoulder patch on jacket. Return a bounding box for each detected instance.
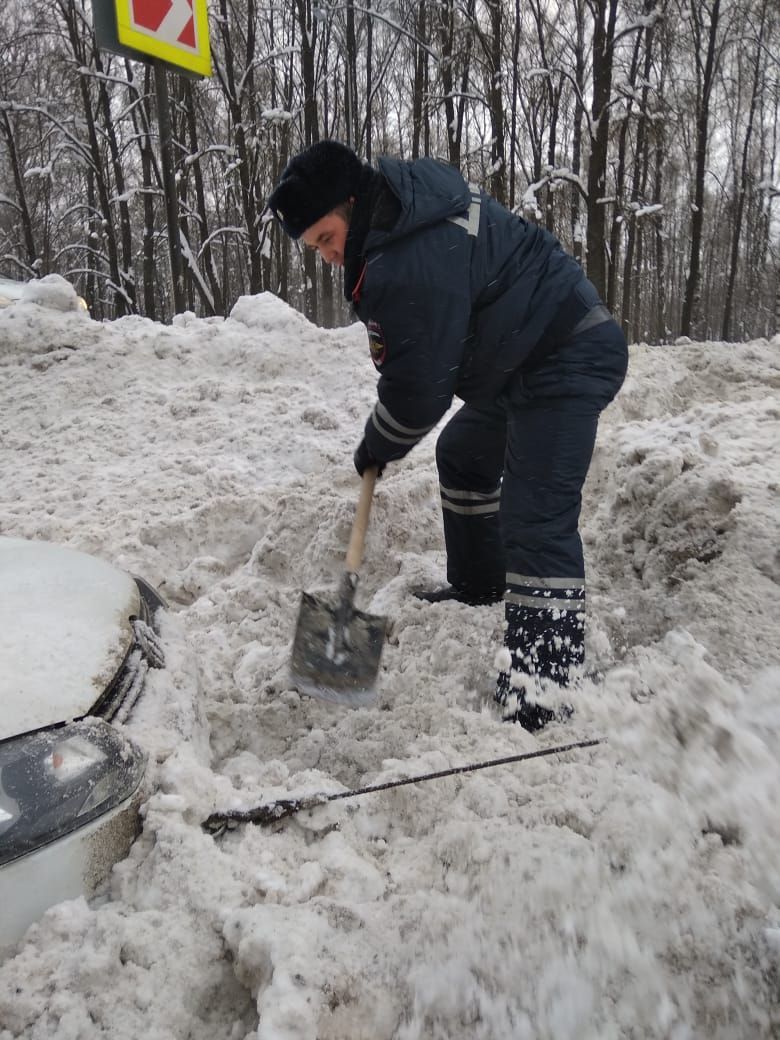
[367,320,387,367]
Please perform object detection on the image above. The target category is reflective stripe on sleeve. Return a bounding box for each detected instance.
[447,187,481,237]
[370,401,438,446]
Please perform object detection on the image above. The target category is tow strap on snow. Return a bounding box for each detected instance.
[201,737,602,835]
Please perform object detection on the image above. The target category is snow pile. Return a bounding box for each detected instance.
[0,295,778,1038]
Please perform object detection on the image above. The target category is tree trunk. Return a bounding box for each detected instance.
[680,0,721,337]
[437,0,467,168]
[56,0,127,314]
[86,168,99,315]
[412,0,427,159]
[216,0,263,297]
[486,0,506,204]
[94,50,137,312]
[621,8,655,336]
[570,0,586,262]
[721,0,766,340]
[585,0,619,299]
[364,0,374,159]
[607,28,643,314]
[127,62,159,321]
[0,109,38,270]
[292,0,321,321]
[345,0,359,148]
[508,0,522,209]
[529,0,559,231]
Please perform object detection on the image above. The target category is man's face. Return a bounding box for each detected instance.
[302,210,350,267]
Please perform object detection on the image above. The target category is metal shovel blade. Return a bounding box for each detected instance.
[290,583,387,707]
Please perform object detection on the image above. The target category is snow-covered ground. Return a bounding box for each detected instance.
[1,284,779,1039]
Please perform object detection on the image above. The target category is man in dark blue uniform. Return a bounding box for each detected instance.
[269,140,627,731]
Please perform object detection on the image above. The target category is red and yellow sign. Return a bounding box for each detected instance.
[115,0,211,77]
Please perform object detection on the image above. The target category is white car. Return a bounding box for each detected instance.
[0,538,165,950]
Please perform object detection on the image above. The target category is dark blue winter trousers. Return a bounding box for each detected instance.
[436,317,628,683]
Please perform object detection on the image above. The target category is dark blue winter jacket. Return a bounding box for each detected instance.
[348,157,620,465]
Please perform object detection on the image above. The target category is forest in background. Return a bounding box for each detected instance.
[1,0,778,341]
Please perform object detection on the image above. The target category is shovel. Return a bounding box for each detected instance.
[289,467,387,706]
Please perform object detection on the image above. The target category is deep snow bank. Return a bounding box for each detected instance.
[0,295,778,1039]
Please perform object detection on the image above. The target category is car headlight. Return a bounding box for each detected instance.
[0,718,146,867]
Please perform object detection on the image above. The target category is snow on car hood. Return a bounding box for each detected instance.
[0,538,139,741]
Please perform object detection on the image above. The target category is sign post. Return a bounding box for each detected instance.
[92,0,211,315]
[153,61,187,314]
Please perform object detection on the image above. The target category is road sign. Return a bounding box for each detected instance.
[114,0,211,77]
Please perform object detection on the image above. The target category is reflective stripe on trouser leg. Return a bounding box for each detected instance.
[503,576,586,685]
[494,598,584,726]
[435,403,507,596]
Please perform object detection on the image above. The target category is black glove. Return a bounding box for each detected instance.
[353,438,385,478]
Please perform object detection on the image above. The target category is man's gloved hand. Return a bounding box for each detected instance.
[353,438,385,478]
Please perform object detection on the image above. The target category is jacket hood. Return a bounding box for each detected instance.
[366,157,471,248]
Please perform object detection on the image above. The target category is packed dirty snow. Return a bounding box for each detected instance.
[0,291,778,1039]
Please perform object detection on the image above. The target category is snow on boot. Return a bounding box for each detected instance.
[493,597,583,731]
[494,667,558,731]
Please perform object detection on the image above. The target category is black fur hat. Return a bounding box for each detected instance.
[268,140,363,239]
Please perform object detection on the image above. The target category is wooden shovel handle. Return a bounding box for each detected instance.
[345,466,378,573]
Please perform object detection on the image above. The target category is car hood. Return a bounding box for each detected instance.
[0,539,140,741]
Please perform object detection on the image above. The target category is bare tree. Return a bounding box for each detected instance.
[0,106,39,274]
[435,0,473,168]
[411,0,430,159]
[721,0,770,339]
[618,1,660,332]
[213,0,264,296]
[679,0,722,337]
[1,0,778,336]
[584,0,620,298]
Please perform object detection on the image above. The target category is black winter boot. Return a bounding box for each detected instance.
[414,585,503,607]
[495,600,584,731]
[495,670,558,731]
